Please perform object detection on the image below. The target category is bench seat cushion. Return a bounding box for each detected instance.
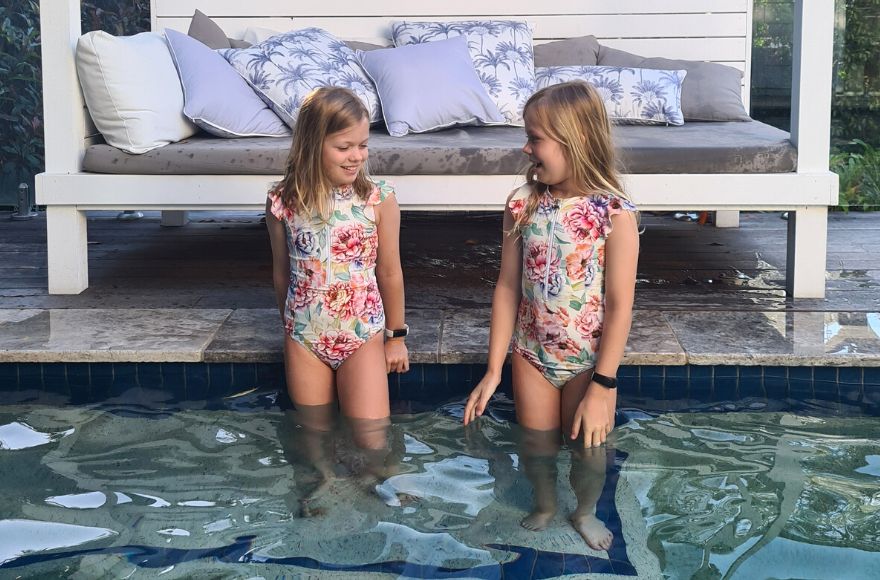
[82,120,796,176]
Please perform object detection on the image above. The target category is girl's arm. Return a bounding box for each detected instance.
[375,194,409,373]
[265,197,290,321]
[464,196,523,425]
[571,209,639,446]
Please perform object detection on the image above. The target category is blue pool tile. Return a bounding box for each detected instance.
[864,383,880,411]
[639,366,663,398]
[137,364,163,391]
[837,367,862,385]
[231,363,258,391]
[41,363,69,398]
[445,364,472,390]
[110,363,139,400]
[208,363,233,396]
[89,364,113,400]
[18,364,42,390]
[255,363,284,390]
[422,363,447,391]
[739,366,764,399]
[398,365,424,399]
[863,367,880,387]
[185,363,210,400]
[688,365,713,400]
[763,367,788,400]
[532,549,566,579]
[498,363,513,395]
[788,367,814,401]
[713,366,738,401]
[664,366,688,400]
[813,366,838,385]
[386,371,400,399]
[589,559,614,574]
[160,363,187,401]
[0,364,18,390]
[618,365,638,380]
[67,364,91,404]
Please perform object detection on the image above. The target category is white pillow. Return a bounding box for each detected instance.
[76,31,197,154]
[242,26,283,45]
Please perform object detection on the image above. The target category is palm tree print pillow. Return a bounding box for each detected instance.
[221,28,381,128]
[391,20,535,126]
[535,66,687,126]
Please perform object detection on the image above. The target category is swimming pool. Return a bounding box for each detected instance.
[1,370,878,579]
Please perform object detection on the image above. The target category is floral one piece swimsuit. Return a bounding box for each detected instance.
[508,184,637,388]
[268,181,394,369]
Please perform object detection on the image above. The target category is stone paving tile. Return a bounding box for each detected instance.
[625,310,686,365]
[0,308,231,363]
[664,310,880,366]
[204,309,283,363]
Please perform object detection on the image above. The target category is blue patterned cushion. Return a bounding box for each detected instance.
[391,20,535,126]
[535,66,687,126]
[221,28,381,128]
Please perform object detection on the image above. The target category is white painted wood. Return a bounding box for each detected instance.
[154,0,749,18]
[39,0,87,173]
[714,210,741,228]
[46,205,89,294]
[160,210,189,227]
[790,0,834,173]
[786,206,829,298]
[38,0,836,298]
[37,172,839,210]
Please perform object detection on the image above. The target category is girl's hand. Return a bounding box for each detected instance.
[385,340,409,373]
[463,373,500,426]
[570,383,617,447]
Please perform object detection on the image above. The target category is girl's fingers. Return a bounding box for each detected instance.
[571,417,582,441]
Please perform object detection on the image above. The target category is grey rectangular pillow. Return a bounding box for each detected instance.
[597,44,750,122]
[358,36,504,137]
[534,35,600,67]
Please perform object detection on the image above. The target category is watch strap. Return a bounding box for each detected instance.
[384,324,409,338]
[591,372,618,389]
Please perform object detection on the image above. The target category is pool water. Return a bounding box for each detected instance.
[1,391,878,579]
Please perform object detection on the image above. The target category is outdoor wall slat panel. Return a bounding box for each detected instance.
[158,17,746,63]
[155,0,749,18]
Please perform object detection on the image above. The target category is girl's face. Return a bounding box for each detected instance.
[322,117,370,187]
[522,108,573,195]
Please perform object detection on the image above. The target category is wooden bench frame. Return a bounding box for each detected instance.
[37,0,837,297]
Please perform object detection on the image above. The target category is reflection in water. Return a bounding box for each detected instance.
[0,400,877,578]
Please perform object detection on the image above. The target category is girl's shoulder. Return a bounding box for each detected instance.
[267,184,294,221]
[366,179,396,206]
[590,191,638,216]
[507,183,536,218]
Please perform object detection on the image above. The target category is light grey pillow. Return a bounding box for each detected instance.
[165,29,289,138]
[534,35,600,67]
[597,44,750,122]
[358,36,504,137]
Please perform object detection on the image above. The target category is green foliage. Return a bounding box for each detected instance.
[0,0,149,202]
[0,0,42,195]
[831,140,880,211]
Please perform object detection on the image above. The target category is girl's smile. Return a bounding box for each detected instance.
[322,117,370,188]
[522,109,575,196]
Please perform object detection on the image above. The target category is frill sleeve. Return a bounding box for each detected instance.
[506,184,531,219]
[267,187,293,221]
[367,180,396,206]
[604,194,638,234]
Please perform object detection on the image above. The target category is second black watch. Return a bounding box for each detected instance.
[591,372,618,389]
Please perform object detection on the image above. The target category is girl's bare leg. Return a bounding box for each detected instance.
[562,371,614,551]
[336,333,392,478]
[512,352,562,530]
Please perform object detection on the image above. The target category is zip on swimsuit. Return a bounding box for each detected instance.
[543,199,560,299]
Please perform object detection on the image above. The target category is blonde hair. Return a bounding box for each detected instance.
[276,87,373,219]
[514,81,628,230]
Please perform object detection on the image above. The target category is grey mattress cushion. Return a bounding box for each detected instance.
[82,121,796,176]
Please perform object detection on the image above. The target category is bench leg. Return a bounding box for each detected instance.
[47,206,88,294]
[786,206,827,298]
[161,210,189,227]
[714,210,740,228]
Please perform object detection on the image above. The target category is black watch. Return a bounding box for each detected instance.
[591,372,618,389]
[384,324,409,339]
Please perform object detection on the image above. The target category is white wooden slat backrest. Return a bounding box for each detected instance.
[151,0,754,108]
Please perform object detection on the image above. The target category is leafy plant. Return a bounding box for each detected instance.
[831,139,880,211]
